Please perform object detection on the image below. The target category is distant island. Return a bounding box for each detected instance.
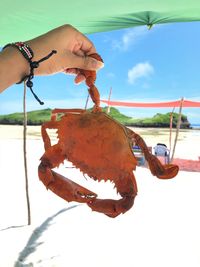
[0,107,191,128]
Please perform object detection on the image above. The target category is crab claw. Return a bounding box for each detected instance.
[87,196,135,218]
[39,167,97,203]
[147,155,179,179]
[155,164,179,179]
[50,171,97,203]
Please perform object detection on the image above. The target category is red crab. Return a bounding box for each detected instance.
[38,54,179,218]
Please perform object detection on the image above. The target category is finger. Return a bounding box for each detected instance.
[70,53,104,71]
[72,42,86,57]
[74,50,85,57]
[65,68,78,75]
[74,74,86,84]
[77,38,97,55]
[64,68,86,84]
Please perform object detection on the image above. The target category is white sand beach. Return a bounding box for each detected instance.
[0,125,200,267]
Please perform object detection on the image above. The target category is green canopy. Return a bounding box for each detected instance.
[1,0,200,45]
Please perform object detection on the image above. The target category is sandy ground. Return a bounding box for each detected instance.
[0,125,200,267]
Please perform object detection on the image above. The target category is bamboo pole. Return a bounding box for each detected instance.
[84,93,90,110]
[169,107,175,152]
[23,82,31,225]
[170,98,184,162]
[106,87,112,114]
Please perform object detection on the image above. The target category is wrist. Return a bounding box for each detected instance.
[0,46,29,92]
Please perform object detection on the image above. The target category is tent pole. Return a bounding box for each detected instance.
[23,81,31,225]
[84,93,90,110]
[169,107,175,152]
[170,97,184,162]
[106,87,112,114]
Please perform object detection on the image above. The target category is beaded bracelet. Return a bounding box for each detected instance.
[3,42,34,63]
[3,42,57,105]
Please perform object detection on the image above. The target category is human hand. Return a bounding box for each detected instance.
[27,24,104,83]
[0,24,104,93]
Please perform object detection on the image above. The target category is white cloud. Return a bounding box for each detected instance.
[112,26,148,51]
[128,62,154,84]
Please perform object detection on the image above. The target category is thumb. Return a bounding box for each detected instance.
[71,53,104,71]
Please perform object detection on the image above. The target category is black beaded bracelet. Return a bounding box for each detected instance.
[3,42,57,105]
[3,42,34,63]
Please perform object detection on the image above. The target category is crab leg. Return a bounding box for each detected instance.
[41,121,58,150]
[127,129,179,179]
[79,53,103,112]
[41,109,86,150]
[38,143,97,204]
[51,108,85,116]
[87,172,137,218]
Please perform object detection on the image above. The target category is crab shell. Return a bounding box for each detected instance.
[58,112,137,183]
[39,110,138,217]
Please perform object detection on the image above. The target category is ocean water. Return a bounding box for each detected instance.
[191,124,200,129]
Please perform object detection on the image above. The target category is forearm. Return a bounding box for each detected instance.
[0,47,29,93]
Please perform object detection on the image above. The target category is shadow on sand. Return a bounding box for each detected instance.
[14,204,79,267]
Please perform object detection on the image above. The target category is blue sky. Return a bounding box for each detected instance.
[1,21,200,123]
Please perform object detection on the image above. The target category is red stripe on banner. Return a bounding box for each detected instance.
[100,99,200,108]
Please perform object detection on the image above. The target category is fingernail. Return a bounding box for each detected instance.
[92,59,104,69]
